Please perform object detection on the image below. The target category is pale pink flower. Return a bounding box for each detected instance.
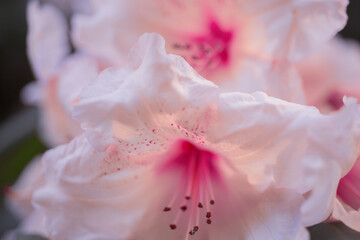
[298,37,360,231]
[8,3,100,233]
[297,36,360,113]
[24,1,101,146]
[33,34,360,240]
[71,0,348,103]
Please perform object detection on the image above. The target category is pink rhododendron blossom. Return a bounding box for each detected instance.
[297,36,360,113]
[33,34,360,240]
[298,37,360,231]
[73,0,348,64]
[27,0,349,145]
[24,1,101,146]
[71,0,348,103]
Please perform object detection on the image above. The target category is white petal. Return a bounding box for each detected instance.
[332,199,360,232]
[297,36,360,110]
[27,0,70,81]
[243,0,349,61]
[6,157,44,219]
[57,54,100,115]
[33,135,154,240]
[208,183,309,240]
[72,0,137,65]
[210,93,360,225]
[74,33,219,150]
[38,54,99,146]
[220,59,305,103]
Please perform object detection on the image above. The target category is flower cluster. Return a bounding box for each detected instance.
[5,0,360,240]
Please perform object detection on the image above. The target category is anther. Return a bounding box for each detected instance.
[180,205,187,211]
[170,224,177,230]
[198,202,203,208]
[206,212,211,218]
[207,219,212,224]
[210,200,215,205]
[163,207,171,212]
[189,226,198,236]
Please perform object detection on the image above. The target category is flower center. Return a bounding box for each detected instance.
[158,139,224,237]
[171,19,233,77]
[326,91,344,110]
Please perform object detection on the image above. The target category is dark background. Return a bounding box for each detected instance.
[0,0,360,239]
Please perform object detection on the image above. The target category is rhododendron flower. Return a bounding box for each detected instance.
[24,1,100,146]
[298,36,360,231]
[25,0,349,146]
[297,36,360,112]
[33,34,360,240]
[71,0,348,102]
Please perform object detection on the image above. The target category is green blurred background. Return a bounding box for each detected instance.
[1,0,360,239]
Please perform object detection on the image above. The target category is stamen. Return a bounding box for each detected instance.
[185,154,196,198]
[189,225,199,236]
[159,140,224,237]
[205,165,216,204]
[195,201,200,232]
[171,20,233,76]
